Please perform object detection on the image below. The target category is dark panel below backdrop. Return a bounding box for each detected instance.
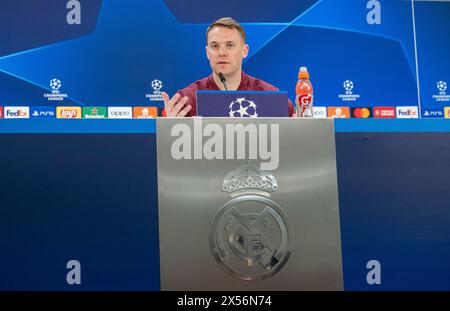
[336,132,450,290]
[1,127,449,290]
[0,134,160,290]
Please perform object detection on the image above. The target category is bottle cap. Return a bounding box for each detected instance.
[298,66,309,79]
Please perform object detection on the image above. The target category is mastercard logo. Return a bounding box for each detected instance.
[352,107,371,118]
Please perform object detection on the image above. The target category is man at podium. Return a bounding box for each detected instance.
[161,17,295,117]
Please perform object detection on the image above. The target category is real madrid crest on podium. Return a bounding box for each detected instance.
[210,164,292,281]
[157,118,344,290]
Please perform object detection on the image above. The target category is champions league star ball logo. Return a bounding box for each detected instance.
[151,79,163,91]
[343,80,354,92]
[50,79,62,91]
[44,78,68,101]
[210,164,292,281]
[433,81,450,102]
[228,97,258,118]
[146,79,164,101]
[339,80,360,101]
[437,81,447,93]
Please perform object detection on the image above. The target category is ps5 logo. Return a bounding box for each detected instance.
[66,0,81,25]
[366,0,381,25]
[170,118,280,170]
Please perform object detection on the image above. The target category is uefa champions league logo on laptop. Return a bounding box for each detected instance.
[339,80,360,102]
[146,79,164,102]
[228,97,258,117]
[210,164,291,281]
[44,78,68,101]
[433,81,449,102]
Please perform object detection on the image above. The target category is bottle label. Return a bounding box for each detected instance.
[298,94,312,107]
[296,94,313,117]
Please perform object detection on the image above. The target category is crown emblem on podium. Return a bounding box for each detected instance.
[222,164,278,197]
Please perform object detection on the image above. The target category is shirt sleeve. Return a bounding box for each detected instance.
[288,99,295,117]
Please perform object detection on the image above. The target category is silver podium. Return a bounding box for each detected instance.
[157,118,343,290]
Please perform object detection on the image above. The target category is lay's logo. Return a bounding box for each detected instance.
[445,107,450,119]
[56,107,81,119]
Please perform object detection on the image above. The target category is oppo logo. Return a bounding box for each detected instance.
[111,111,130,116]
[108,107,132,119]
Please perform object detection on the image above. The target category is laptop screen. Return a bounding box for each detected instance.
[196,91,289,117]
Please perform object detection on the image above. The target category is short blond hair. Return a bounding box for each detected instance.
[206,17,246,44]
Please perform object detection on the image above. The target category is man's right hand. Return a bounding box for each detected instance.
[161,92,191,117]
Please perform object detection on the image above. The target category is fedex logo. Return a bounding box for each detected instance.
[4,106,30,119]
[396,106,418,118]
[373,107,395,118]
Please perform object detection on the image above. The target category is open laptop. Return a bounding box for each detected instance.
[196,90,289,117]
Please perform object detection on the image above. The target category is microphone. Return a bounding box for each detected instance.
[218,72,228,91]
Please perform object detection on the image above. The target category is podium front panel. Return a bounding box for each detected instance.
[157,118,343,290]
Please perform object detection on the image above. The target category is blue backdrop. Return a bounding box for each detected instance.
[0,0,449,115]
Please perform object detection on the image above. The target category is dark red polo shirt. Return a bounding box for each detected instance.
[177,72,295,117]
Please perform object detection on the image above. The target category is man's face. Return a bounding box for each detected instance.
[206,26,249,77]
